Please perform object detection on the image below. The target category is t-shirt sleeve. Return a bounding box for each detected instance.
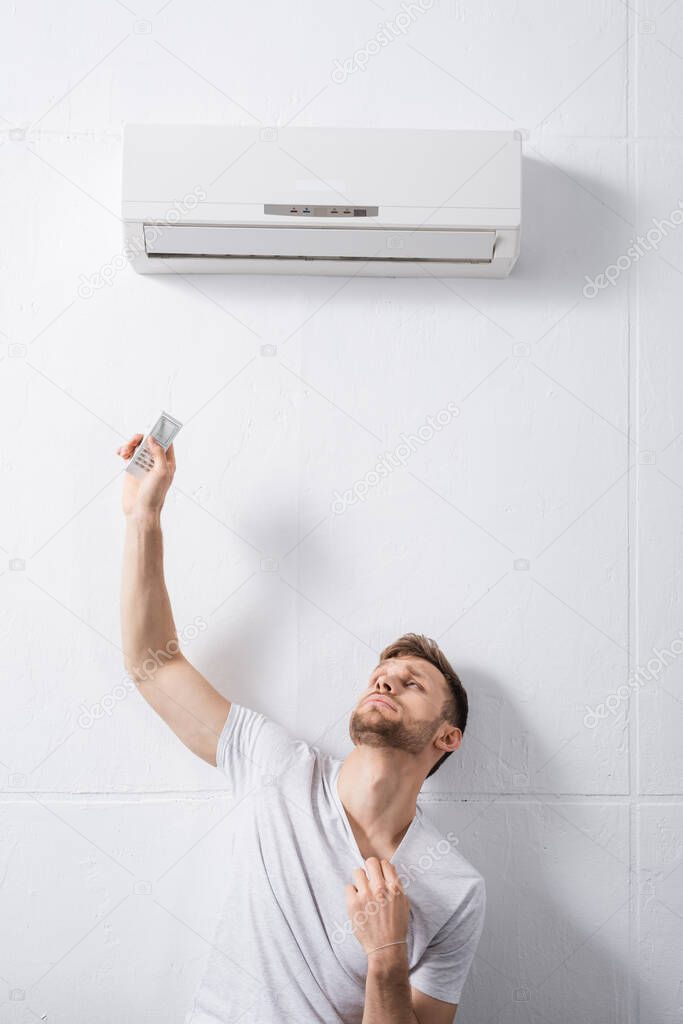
[409,876,486,1005]
[215,701,313,798]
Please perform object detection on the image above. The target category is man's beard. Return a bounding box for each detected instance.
[349,704,444,755]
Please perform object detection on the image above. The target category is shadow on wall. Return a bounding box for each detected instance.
[444,152,633,332]
[419,656,633,1024]
[519,151,631,291]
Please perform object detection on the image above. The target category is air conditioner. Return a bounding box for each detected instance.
[122,125,522,278]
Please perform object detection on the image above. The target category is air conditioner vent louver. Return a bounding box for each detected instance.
[142,225,497,264]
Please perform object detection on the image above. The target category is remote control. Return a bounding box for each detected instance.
[125,411,183,479]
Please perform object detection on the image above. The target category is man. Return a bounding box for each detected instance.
[118,432,486,1024]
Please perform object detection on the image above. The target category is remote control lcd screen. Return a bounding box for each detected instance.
[152,417,177,445]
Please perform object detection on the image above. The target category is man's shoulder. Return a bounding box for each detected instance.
[413,804,486,891]
[217,701,323,793]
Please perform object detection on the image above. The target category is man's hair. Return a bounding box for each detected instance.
[378,633,468,780]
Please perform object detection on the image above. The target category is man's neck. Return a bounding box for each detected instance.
[337,748,422,861]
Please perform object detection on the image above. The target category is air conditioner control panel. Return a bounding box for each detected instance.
[264,204,379,217]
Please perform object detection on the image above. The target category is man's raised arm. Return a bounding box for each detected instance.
[118,432,230,766]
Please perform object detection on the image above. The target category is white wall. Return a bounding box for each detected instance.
[1,1,681,1021]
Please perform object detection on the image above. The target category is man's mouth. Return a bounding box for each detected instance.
[363,696,397,712]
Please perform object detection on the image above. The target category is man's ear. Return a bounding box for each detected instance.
[435,724,462,756]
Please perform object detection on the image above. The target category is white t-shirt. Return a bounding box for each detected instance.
[186,702,486,1023]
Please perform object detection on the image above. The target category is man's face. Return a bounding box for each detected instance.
[349,655,450,756]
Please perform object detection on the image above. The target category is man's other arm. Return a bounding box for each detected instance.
[363,946,458,1023]
[119,432,230,766]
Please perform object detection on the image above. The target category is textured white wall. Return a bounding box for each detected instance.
[1,1,681,1021]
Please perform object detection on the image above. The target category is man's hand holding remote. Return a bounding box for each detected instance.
[117,433,176,521]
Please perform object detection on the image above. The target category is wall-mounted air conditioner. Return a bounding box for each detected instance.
[122,125,522,278]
